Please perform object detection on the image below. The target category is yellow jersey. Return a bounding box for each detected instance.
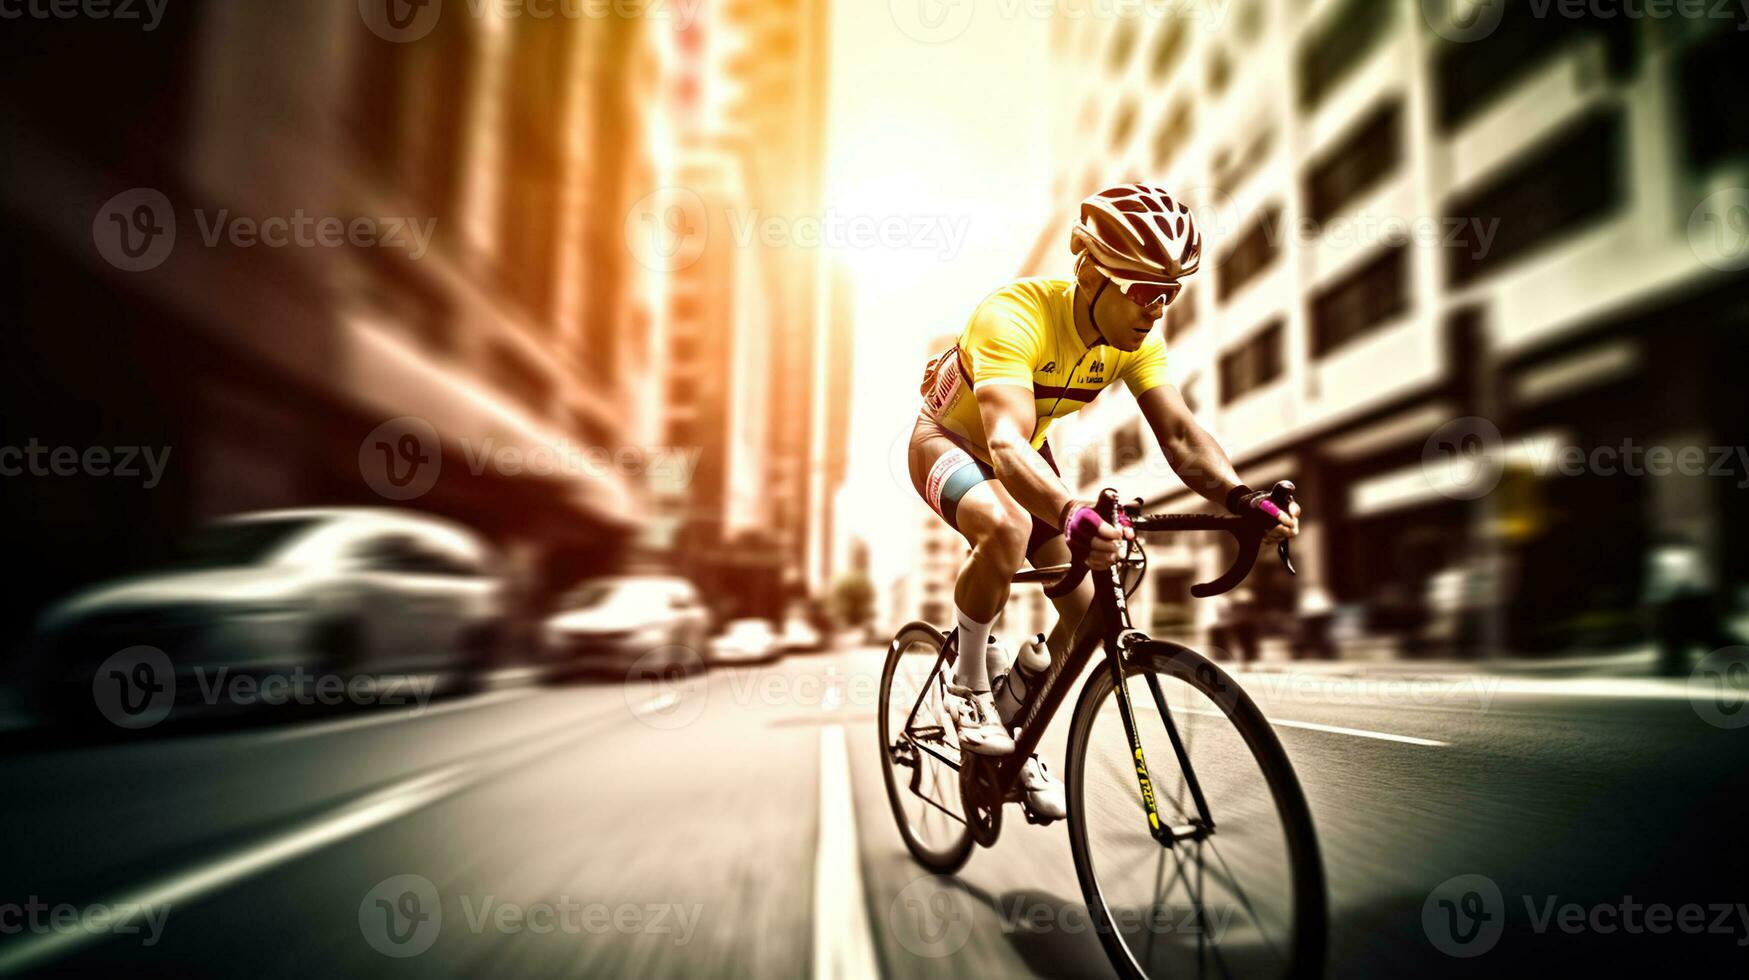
[919,277,1169,461]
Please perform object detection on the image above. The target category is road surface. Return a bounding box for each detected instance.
[0,646,1744,977]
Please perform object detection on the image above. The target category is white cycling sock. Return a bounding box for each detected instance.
[953,606,995,691]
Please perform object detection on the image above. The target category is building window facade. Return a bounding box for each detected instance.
[1311,246,1410,359]
[1303,99,1402,225]
[1216,206,1283,302]
[1219,320,1284,405]
[1444,106,1626,287]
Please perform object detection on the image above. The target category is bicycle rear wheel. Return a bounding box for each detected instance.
[1066,640,1326,979]
[878,622,973,873]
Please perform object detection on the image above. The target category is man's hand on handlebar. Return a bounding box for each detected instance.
[1063,502,1135,572]
[1230,487,1302,550]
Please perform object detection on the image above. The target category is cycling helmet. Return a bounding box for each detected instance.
[1069,183,1201,281]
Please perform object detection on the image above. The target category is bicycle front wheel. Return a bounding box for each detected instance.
[1066,640,1327,979]
[877,622,973,873]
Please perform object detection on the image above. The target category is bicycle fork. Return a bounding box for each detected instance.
[1105,573,1216,847]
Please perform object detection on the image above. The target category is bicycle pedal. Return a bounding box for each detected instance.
[1021,805,1060,827]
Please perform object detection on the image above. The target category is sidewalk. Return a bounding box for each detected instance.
[1237,647,1663,682]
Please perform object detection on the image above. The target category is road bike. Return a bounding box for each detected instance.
[878,483,1327,978]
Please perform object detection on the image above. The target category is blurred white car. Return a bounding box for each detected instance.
[778,618,824,653]
[709,619,779,666]
[542,576,708,677]
[26,508,507,714]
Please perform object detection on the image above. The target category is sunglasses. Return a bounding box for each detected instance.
[1100,271,1181,309]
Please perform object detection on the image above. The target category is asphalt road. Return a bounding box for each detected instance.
[0,646,1744,977]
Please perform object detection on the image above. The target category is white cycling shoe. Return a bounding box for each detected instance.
[1020,756,1067,822]
[945,686,1016,756]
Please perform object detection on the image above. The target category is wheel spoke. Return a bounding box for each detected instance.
[1073,654,1310,979]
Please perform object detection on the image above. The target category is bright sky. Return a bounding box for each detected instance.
[824,0,1057,588]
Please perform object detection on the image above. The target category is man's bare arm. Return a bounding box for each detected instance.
[1137,384,1299,543]
[1136,384,1242,506]
[974,384,1072,526]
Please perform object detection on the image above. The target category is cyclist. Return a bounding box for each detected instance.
[908,183,1300,819]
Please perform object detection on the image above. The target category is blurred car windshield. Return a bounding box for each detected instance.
[564,581,662,610]
[167,517,324,570]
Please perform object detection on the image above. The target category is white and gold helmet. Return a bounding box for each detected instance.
[1069,183,1201,282]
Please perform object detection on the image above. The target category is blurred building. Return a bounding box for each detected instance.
[1031,1,1749,655]
[0,3,669,649]
[658,0,840,618]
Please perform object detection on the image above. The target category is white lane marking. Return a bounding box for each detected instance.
[1141,703,1449,747]
[0,717,611,975]
[251,688,535,743]
[814,725,878,980]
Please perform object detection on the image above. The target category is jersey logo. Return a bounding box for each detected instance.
[1038,360,1057,374]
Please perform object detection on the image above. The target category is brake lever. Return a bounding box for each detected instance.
[1269,481,1297,577]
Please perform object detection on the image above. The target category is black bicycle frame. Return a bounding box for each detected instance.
[898,483,1296,843]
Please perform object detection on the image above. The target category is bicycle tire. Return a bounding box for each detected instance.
[1065,639,1327,979]
[878,622,975,874]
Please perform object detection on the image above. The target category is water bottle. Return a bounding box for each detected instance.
[992,634,1051,726]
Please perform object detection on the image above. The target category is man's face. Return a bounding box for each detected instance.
[1093,273,1175,351]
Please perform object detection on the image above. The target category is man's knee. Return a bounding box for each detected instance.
[967,500,1032,570]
